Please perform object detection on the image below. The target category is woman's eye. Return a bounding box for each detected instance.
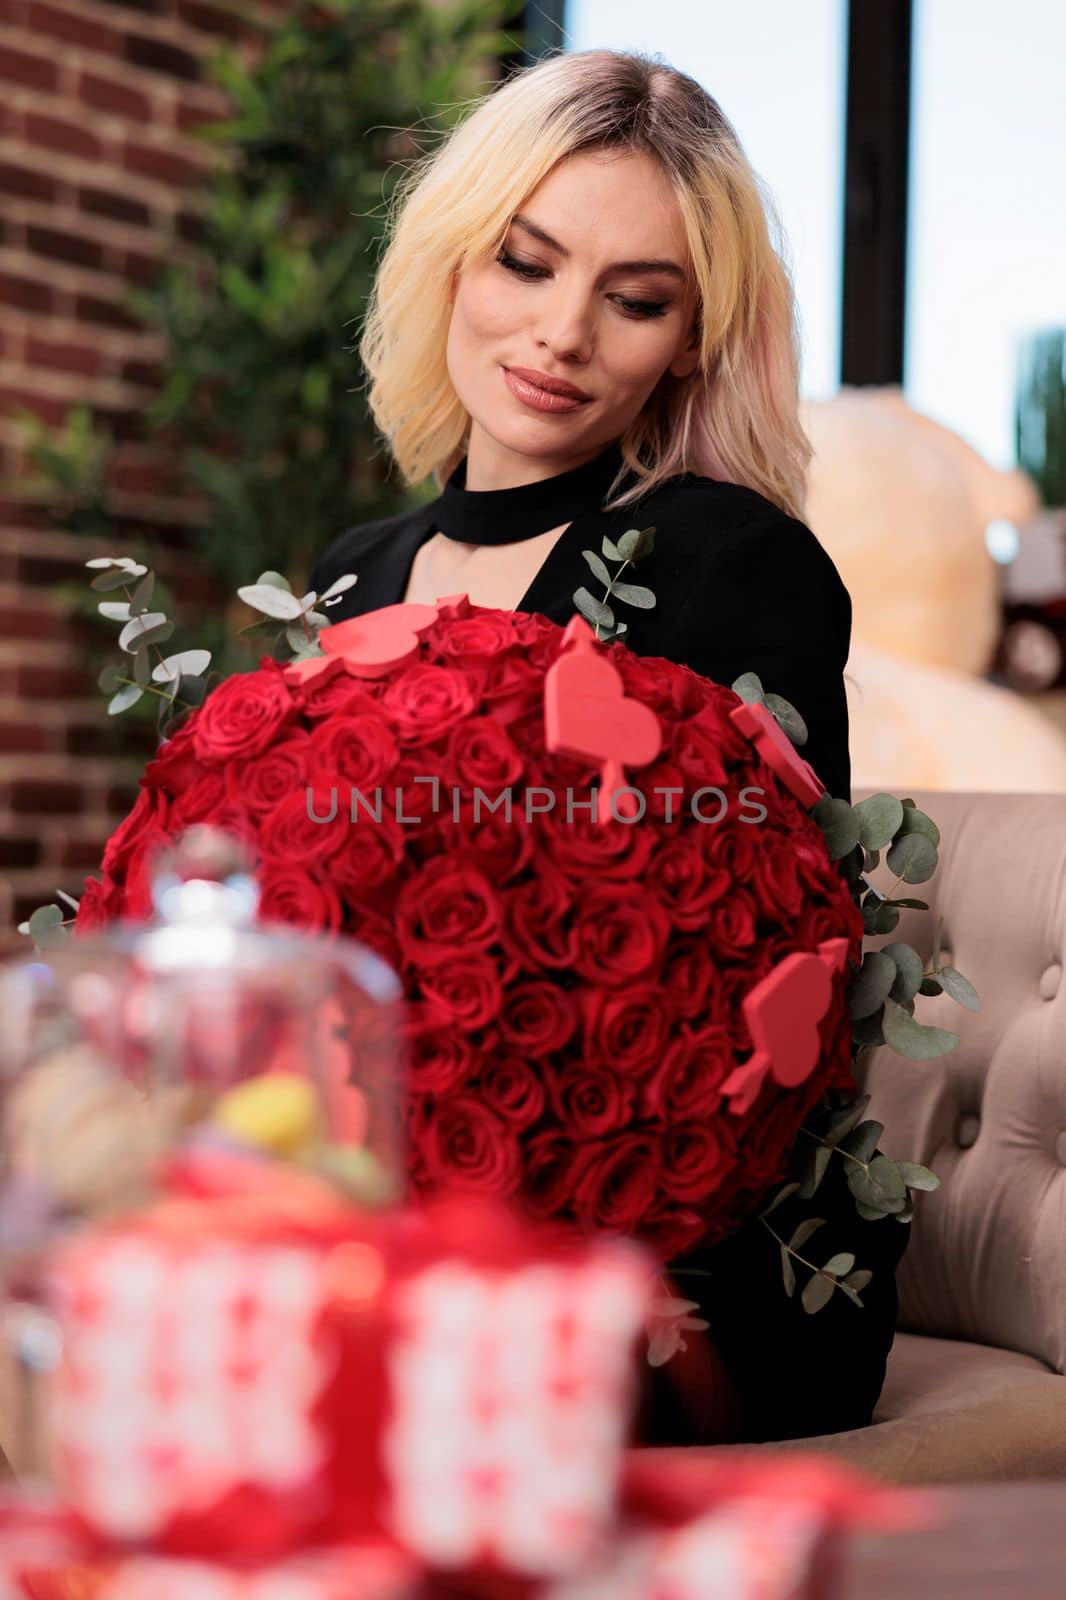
[495,249,668,320]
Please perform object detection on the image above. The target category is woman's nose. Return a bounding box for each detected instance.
[536,288,596,364]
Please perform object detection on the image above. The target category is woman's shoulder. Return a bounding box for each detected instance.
[624,471,848,600]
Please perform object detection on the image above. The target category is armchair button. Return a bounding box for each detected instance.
[1040,964,1062,1000]
[955,1112,980,1149]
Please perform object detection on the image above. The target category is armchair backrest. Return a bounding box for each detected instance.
[852,787,1066,1371]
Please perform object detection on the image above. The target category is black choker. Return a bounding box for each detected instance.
[432,441,629,546]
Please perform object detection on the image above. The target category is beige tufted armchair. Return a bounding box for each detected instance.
[740,785,1066,1484]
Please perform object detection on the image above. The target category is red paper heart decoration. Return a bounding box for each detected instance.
[285,603,443,684]
[728,700,826,807]
[721,937,851,1115]
[544,618,662,823]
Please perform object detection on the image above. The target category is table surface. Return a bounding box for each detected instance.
[841,1479,1066,1599]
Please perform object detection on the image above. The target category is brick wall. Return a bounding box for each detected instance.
[0,0,289,953]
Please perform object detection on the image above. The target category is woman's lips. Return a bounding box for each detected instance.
[502,367,591,413]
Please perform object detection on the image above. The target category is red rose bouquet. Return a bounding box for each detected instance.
[22,545,975,1323]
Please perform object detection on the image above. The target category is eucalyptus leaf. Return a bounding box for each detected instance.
[812,797,861,860]
[573,587,614,629]
[801,1272,836,1314]
[837,1283,865,1308]
[862,895,900,935]
[582,549,612,588]
[129,571,155,615]
[883,941,925,1005]
[796,1141,831,1200]
[939,965,981,1012]
[181,675,208,709]
[882,995,959,1060]
[236,583,305,620]
[896,805,941,847]
[848,951,896,1019]
[152,649,211,683]
[609,580,656,608]
[601,535,622,561]
[98,601,131,621]
[844,1269,873,1292]
[822,1251,856,1277]
[764,693,808,746]
[780,1244,796,1298]
[760,1180,800,1217]
[133,648,150,688]
[731,671,765,704]
[863,848,880,873]
[788,1217,826,1252]
[853,792,904,851]
[108,683,144,715]
[851,1009,886,1047]
[118,611,166,651]
[919,975,944,996]
[126,619,174,652]
[54,888,80,912]
[255,570,293,591]
[90,568,136,592]
[824,1096,870,1147]
[28,904,62,933]
[886,832,938,884]
[839,1119,885,1165]
[847,1154,907,1214]
[897,1202,914,1223]
[897,1162,940,1192]
[854,1199,890,1221]
[97,664,120,692]
[319,573,357,602]
[616,524,655,561]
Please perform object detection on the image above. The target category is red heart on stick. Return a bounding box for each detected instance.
[729,700,826,807]
[721,938,850,1114]
[544,626,662,824]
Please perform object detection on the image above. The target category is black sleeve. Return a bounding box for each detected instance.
[637,1147,912,1446]
[684,509,854,805]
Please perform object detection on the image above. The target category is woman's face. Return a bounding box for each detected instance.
[446,147,701,488]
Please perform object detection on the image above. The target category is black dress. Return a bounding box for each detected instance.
[309,439,911,1446]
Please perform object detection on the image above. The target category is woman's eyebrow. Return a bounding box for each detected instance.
[511,213,686,281]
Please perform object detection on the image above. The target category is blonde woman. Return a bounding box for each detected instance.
[312,47,906,1447]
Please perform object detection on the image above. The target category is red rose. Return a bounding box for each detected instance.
[545,1063,636,1137]
[649,837,731,930]
[382,663,477,746]
[703,822,758,881]
[100,783,169,879]
[457,804,535,884]
[571,1133,662,1233]
[659,937,717,1022]
[395,859,500,963]
[497,980,577,1057]
[750,831,806,920]
[402,1009,477,1094]
[259,785,350,868]
[705,889,758,960]
[73,873,122,935]
[257,867,343,932]
[172,769,229,824]
[445,717,525,796]
[416,953,502,1031]
[670,721,729,792]
[581,985,673,1076]
[571,886,670,987]
[478,1055,545,1131]
[300,674,380,722]
[420,1096,521,1196]
[233,735,311,817]
[661,1121,732,1203]
[540,806,655,886]
[503,868,576,971]
[308,709,398,793]
[640,1023,733,1121]
[331,812,406,895]
[521,1131,588,1219]
[435,614,514,661]
[192,663,297,761]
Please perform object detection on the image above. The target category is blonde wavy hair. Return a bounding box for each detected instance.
[358,47,812,523]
